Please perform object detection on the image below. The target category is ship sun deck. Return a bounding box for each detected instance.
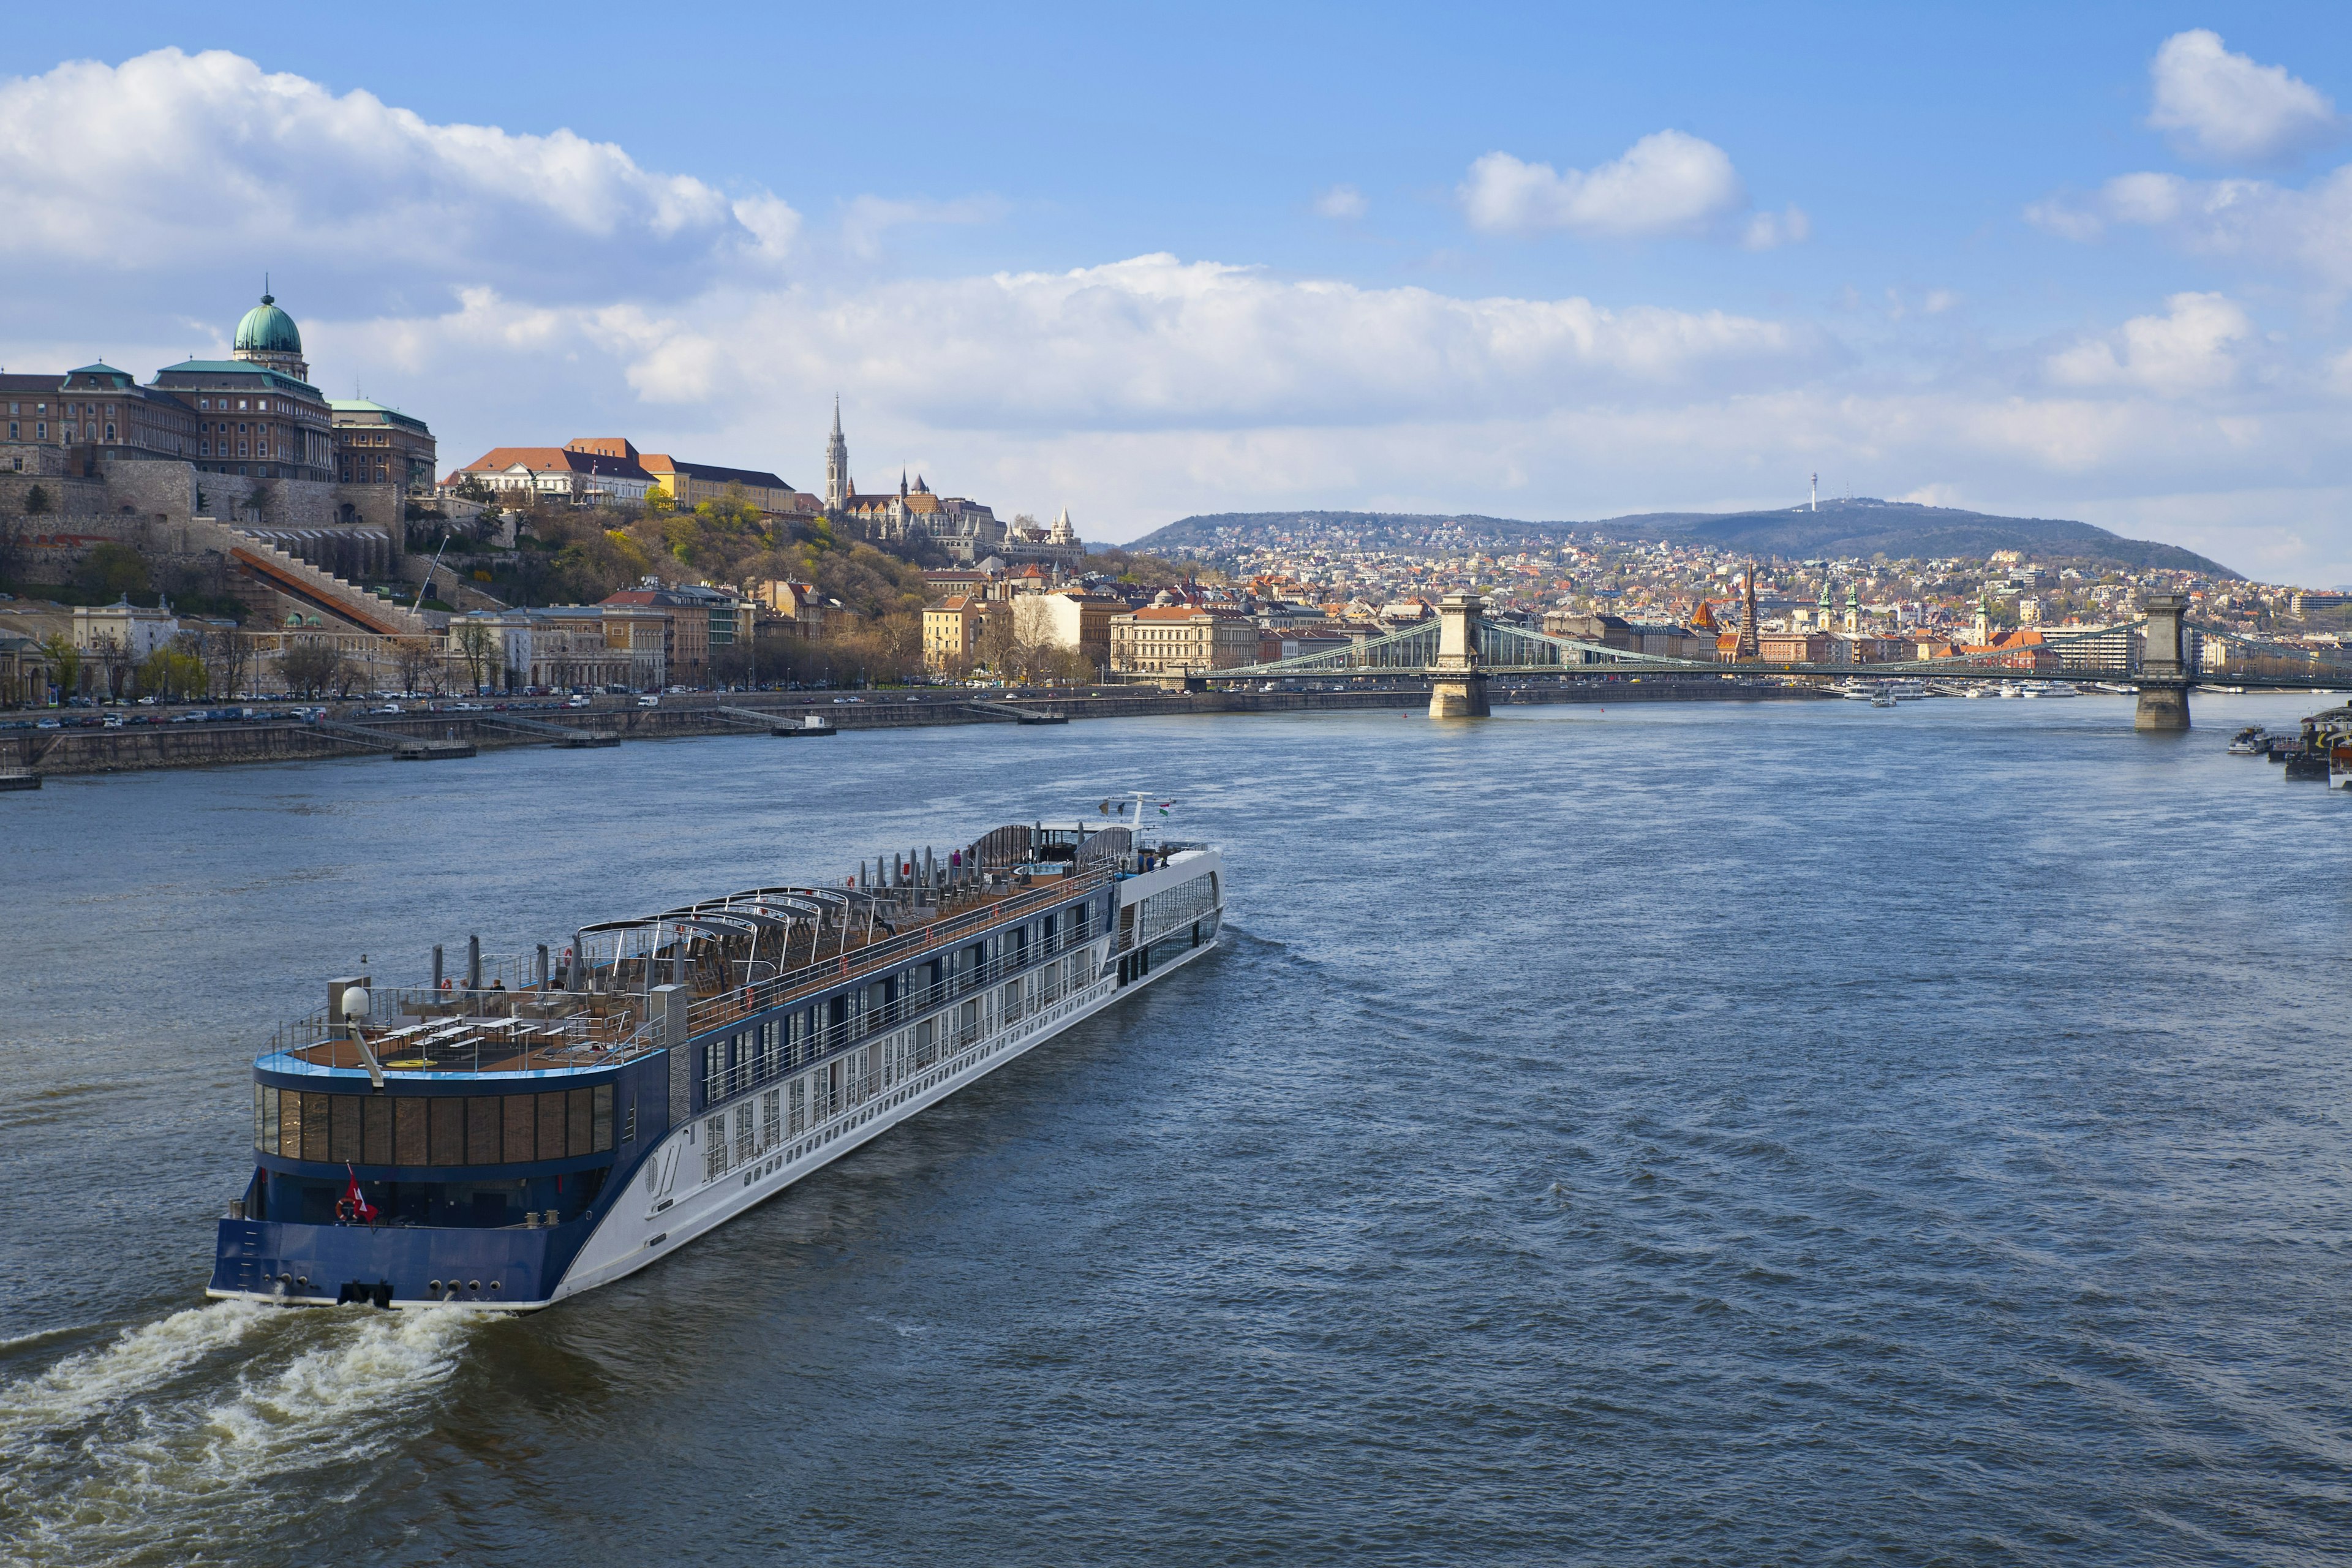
[273,821,1202,1080]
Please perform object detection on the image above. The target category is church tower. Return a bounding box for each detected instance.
[824,396,851,512]
[1736,562,1760,659]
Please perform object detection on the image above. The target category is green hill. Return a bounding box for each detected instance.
[1134,498,2238,578]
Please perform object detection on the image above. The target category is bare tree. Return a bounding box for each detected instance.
[91,632,131,699]
[392,636,437,695]
[976,609,1018,676]
[212,625,258,699]
[450,620,502,692]
[277,640,345,698]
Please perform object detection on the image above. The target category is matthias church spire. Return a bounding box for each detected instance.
[824,395,851,512]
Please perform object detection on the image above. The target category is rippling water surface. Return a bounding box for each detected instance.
[4,697,2350,1566]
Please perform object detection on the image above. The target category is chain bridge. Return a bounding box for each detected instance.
[1204,591,2346,731]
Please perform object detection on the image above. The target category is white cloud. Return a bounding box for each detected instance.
[1740,205,1811,251]
[2046,292,2254,396]
[2148,29,2338,164]
[2021,195,2106,243]
[382,256,1817,437]
[1313,184,1368,221]
[0,48,796,298]
[1459,132,1749,239]
[1922,290,1961,315]
[839,194,1008,258]
[2027,165,2352,290]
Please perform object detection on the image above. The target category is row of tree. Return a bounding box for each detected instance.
[28,622,505,703]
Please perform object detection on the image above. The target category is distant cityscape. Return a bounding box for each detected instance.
[1,288,2345,708]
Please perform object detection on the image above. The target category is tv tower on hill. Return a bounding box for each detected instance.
[1810,472,1819,512]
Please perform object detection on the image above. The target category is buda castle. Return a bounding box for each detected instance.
[1,288,435,586]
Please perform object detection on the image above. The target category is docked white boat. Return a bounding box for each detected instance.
[1886,679,1929,701]
[2018,680,2079,699]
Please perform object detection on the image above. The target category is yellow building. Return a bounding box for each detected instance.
[561,437,819,519]
[924,595,1001,673]
[750,579,842,639]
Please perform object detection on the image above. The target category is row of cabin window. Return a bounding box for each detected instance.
[698,956,1095,1183]
[699,912,1098,1106]
[1133,872,1216,943]
[255,1084,615,1167]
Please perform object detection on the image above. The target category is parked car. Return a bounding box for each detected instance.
[637,695,660,707]
[565,695,592,708]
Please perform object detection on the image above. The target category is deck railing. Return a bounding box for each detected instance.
[684,868,1111,1038]
[695,914,1108,1104]
[263,856,1159,1078]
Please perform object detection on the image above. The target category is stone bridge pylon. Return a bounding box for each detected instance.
[2134,592,2190,731]
[1429,591,1490,719]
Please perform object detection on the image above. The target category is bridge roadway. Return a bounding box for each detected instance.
[1200,590,2345,731]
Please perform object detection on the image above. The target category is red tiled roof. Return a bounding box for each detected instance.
[462,446,649,480]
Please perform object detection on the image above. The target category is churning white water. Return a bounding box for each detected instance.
[0,1304,482,1567]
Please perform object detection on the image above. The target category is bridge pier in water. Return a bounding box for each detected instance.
[2135,592,2191,732]
[1429,590,1491,719]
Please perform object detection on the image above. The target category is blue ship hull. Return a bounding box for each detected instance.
[209,1214,592,1308]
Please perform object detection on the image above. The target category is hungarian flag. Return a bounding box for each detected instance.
[344,1164,379,1226]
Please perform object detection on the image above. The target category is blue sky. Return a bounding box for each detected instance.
[5,3,2351,578]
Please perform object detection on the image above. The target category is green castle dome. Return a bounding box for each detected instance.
[233,293,302,356]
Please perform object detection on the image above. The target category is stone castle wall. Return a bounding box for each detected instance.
[3,455,399,585]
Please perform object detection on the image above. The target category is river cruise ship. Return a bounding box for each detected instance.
[208,810,1223,1311]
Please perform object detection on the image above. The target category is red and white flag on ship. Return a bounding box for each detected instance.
[344,1164,379,1226]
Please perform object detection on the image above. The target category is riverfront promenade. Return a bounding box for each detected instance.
[1,678,1826,778]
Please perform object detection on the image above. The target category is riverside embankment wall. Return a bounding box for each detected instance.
[5,680,1826,778]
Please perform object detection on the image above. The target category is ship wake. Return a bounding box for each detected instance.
[0,1302,483,1566]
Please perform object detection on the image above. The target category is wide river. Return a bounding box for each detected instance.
[2,695,2348,1566]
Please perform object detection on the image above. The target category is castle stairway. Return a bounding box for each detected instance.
[185,517,435,637]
